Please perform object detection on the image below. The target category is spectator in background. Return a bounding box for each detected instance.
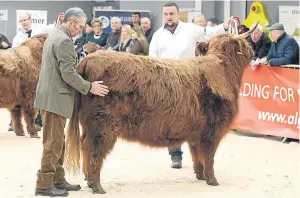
[141,17,154,44]
[260,23,299,66]
[74,20,93,58]
[85,18,108,49]
[12,12,40,47]
[118,24,132,52]
[85,20,93,35]
[206,18,219,27]
[10,11,42,132]
[193,14,206,27]
[247,23,271,69]
[104,17,121,51]
[0,34,11,49]
[131,12,141,27]
[128,26,149,55]
[13,12,39,45]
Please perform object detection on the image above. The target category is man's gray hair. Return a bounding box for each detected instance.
[111,17,121,23]
[250,23,263,35]
[19,12,31,19]
[63,7,87,23]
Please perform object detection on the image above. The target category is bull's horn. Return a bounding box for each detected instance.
[232,21,260,40]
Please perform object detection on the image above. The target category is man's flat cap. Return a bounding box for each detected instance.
[269,23,284,31]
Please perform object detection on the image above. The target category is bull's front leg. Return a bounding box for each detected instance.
[83,137,106,194]
[10,105,24,136]
[82,135,108,194]
[23,106,40,138]
[85,132,117,194]
[199,141,219,186]
[86,158,106,194]
[82,107,118,194]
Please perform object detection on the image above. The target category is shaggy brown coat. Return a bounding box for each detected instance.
[65,33,254,194]
[0,34,48,137]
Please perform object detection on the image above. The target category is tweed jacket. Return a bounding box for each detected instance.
[34,25,91,118]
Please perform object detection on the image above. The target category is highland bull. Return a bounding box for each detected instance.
[0,34,48,138]
[65,23,258,194]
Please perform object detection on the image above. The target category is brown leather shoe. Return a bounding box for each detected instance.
[35,187,68,197]
[55,181,81,191]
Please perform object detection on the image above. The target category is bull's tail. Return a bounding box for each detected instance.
[65,58,89,175]
[65,91,81,175]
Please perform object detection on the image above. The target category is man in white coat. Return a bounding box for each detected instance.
[12,12,41,47]
[149,1,231,169]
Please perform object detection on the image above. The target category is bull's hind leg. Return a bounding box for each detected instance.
[23,106,39,138]
[188,143,205,180]
[10,105,24,136]
[82,129,117,194]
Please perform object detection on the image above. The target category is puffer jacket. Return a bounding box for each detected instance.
[267,32,299,66]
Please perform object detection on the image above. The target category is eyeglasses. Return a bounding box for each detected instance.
[92,25,101,28]
[19,18,30,23]
[69,20,85,30]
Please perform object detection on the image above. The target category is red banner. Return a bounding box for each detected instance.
[231,65,300,139]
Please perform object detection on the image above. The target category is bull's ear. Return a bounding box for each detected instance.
[196,42,208,56]
[84,42,100,54]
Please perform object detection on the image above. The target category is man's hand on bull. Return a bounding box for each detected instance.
[89,81,109,97]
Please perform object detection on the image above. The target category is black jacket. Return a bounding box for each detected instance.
[145,28,154,44]
[247,32,271,60]
[74,34,86,58]
[104,29,121,50]
[0,34,11,50]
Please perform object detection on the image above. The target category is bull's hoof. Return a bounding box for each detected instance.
[16,132,25,136]
[196,173,206,180]
[88,181,106,194]
[93,187,106,194]
[87,181,93,188]
[206,179,219,186]
[30,134,40,139]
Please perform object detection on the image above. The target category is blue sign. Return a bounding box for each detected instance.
[94,9,150,33]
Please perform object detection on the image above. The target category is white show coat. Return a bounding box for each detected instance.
[12,28,41,48]
[149,21,226,59]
